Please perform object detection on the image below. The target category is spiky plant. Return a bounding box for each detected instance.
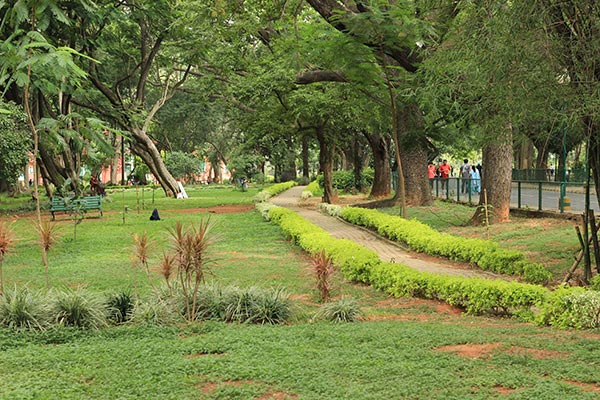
[312,250,335,303]
[167,219,217,322]
[0,221,15,296]
[106,291,135,324]
[132,232,156,300]
[36,220,59,289]
[51,288,108,329]
[159,252,176,297]
[0,287,49,330]
[316,297,362,323]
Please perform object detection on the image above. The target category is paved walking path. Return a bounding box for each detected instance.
[270,186,505,280]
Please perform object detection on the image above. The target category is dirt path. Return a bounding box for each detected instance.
[270,186,505,279]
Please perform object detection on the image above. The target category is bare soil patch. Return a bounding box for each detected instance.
[196,377,299,399]
[437,343,503,359]
[437,343,569,361]
[564,380,600,393]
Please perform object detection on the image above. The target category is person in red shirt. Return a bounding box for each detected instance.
[428,162,437,189]
[438,159,452,190]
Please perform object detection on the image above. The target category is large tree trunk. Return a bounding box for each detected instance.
[587,120,600,208]
[302,135,310,179]
[470,126,513,224]
[317,126,338,204]
[364,131,391,198]
[280,133,297,182]
[398,104,432,206]
[130,127,179,197]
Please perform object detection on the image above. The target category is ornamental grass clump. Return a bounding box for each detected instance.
[0,287,49,330]
[316,297,362,323]
[106,290,135,324]
[222,286,291,324]
[0,221,15,296]
[51,289,108,329]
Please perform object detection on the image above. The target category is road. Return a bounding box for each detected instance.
[432,183,599,214]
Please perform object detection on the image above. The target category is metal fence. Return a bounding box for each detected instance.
[430,177,600,214]
[512,168,588,183]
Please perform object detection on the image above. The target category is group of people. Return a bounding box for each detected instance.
[428,159,481,194]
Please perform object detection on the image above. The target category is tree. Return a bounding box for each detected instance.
[63,0,199,197]
[0,102,30,194]
[304,0,438,210]
[535,0,600,206]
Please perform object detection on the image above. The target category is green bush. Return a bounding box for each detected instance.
[537,287,600,329]
[370,262,548,317]
[106,290,135,324]
[0,287,49,331]
[132,298,179,326]
[316,169,374,193]
[222,286,291,324]
[305,179,322,197]
[254,181,297,203]
[340,206,551,284]
[316,297,362,323]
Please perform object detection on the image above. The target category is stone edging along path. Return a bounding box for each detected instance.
[270,185,507,280]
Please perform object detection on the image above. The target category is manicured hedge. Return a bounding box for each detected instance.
[339,207,551,285]
[265,205,550,320]
[254,181,297,202]
[370,262,548,317]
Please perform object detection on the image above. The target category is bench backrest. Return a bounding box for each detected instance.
[50,195,102,209]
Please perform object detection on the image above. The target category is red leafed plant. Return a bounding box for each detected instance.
[312,250,335,303]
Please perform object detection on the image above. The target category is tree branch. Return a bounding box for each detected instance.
[295,70,348,84]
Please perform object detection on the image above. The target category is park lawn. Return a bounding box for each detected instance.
[1,187,600,399]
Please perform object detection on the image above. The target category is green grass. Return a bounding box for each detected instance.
[2,319,600,399]
[1,189,599,399]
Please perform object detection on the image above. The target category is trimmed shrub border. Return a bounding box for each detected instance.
[263,203,600,328]
[336,207,552,285]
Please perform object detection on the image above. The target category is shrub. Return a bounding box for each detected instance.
[297,176,310,185]
[312,250,335,302]
[305,180,322,197]
[537,287,600,329]
[193,283,226,321]
[317,203,342,217]
[132,298,180,326]
[0,287,49,330]
[106,291,135,324]
[222,286,291,324]
[300,190,313,200]
[340,206,551,284]
[316,297,362,323]
[370,262,549,317]
[255,202,276,220]
[51,289,108,329]
[316,169,373,193]
[254,181,297,203]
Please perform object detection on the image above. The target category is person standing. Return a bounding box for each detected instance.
[460,159,471,193]
[428,162,437,189]
[438,159,451,190]
[470,165,481,194]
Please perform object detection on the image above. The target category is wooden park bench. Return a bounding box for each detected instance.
[50,195,103,220]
